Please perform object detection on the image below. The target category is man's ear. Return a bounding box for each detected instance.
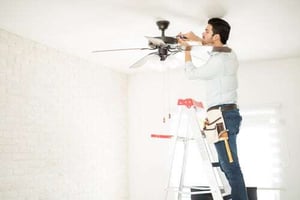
[212,34,220,42]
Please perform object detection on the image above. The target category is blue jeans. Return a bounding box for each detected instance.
[214,108,248,200]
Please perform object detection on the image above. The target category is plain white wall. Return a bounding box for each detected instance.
[128,57,300,200]
[0,29,128,199]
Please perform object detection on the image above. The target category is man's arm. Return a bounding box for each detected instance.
[177,31,202,63]
[184,46,192,62]
[185,54,223,80]
[178,32,222,80]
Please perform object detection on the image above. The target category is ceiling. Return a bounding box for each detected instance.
[0,0,300,73]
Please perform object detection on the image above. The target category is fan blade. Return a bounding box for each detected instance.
[130,52,158,68]
[92,47,154,53]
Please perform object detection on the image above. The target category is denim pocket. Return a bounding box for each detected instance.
[223,109,242,135]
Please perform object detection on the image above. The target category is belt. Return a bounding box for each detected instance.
[207,104,237,112]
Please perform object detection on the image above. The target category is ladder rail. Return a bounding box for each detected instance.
[164,107,184,200]
[164,99,231,200]
[178,117,193,200]
[191,109,224,200]
[192,110,232,196]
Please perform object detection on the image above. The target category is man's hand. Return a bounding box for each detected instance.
[178,32,203,43]
[177,32,203,51]
[177,31,202,62]
[177,36,191,51]
[177,36,192,62]
[184,31,202,42]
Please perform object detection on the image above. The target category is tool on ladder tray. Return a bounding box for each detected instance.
[151,98,233,200]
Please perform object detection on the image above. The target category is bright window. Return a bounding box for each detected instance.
[239,104,282,199]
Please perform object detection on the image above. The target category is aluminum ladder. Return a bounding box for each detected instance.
[164,98,231,200]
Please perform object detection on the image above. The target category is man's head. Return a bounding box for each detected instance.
[202,18,231,46]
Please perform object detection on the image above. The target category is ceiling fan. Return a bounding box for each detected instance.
[92,20,183,68]
[92,19,232,68]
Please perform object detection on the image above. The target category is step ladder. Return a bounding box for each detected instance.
[164,98,232,200]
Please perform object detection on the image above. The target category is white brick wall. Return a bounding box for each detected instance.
[0,29,128,200]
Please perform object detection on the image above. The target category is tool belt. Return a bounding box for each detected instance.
[207,103,237,112]
[203,107,234,163]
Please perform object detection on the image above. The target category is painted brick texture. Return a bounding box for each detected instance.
[0,29,128,200]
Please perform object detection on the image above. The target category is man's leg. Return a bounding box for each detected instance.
[214,109,248,200]
[215,136,248,200]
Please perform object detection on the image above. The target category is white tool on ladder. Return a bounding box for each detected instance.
[164,98,232,200]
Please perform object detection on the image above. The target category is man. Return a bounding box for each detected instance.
[178,18,248,200]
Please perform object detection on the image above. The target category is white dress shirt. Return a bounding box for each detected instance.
[185,50,239,108]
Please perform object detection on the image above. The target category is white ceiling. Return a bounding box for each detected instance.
[0,0,300,73]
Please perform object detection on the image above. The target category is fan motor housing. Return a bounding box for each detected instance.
[156,20,170,31]
[158,46,168,61]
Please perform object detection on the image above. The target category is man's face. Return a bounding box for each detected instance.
[202,24,215,45]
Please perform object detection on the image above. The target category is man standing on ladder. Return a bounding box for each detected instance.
[178,18,248,200]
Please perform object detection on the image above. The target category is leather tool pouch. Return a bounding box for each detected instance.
[203,108,227,144]
[203,108,234,162]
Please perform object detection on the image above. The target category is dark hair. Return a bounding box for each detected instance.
[208,18,231,44]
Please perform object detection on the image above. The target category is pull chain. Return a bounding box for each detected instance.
[162,66,172,123]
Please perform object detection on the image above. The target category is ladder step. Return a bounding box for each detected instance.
[212,162,220,167]
[167,186,231,199]
[176,136,195,141]
[191,187,232,200]
[223,194,232,200]
[191,195,231,200]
